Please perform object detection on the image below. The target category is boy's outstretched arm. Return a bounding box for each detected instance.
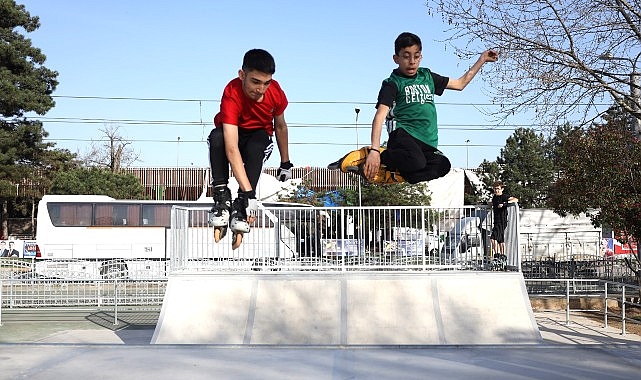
[446,49,499,91]
[364,104,390,180]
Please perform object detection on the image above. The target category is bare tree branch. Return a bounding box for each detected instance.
[77,124,140,171]
[426,0,641,130]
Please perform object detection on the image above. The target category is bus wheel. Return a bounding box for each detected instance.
[101,261,127,279]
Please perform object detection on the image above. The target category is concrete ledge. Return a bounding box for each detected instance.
[151,272,541,345]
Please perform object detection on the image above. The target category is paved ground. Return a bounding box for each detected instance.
[1,309,641,379]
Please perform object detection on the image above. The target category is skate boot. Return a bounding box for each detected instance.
[208,186,231,242]
[230,195,251,250]
[491,253,507,271]
[344,159,405,184]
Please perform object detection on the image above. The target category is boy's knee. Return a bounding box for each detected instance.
[208,128,224,148]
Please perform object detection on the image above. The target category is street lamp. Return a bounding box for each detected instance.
[598,53,641,137]
[465,139,470,170]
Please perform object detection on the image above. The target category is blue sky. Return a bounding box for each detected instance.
[20,0,516,170]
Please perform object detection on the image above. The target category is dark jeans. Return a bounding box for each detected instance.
[381,128,451,184]
[208,127,273,190]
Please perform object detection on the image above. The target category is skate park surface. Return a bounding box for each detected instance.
[2,271,641,379]
[152,272,541,345]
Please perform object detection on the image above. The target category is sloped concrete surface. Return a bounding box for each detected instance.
[151,272,541,345]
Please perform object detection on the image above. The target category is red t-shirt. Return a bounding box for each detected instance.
[213,77,288,136]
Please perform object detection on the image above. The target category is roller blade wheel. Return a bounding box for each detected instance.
[213,226,228,242]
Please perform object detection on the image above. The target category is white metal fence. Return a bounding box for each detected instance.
[0,279,166,309]
[0,278,166,326]
[169,204,509,272]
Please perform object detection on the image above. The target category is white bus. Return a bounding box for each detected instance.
[34,195,307,279]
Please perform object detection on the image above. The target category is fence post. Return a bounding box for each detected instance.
[621,285,626,335]
[0,280,3,327]
[113,279,119,326]
[565,279,571,325]
[604,281,609,328]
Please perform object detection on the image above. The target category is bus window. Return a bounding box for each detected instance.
[48,203,92,226]
[113,204,141,226]
[94,204,142,226]
[95,204,114,226]
[142,204,172,227]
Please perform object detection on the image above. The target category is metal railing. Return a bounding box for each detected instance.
[2,277,639,333]
[526,278,641,335]
[0,278,166,326]
[169,204,509,273]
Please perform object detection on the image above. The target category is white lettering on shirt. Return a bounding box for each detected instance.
[404,84,434,104]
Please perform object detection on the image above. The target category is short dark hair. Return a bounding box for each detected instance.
[493,180,504,188]
[394,32,422,55]
[242,49,276,75]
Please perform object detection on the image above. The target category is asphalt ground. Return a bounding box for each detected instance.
[1,309,641,379]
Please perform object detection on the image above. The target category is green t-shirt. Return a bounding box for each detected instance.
[381,67,448,148]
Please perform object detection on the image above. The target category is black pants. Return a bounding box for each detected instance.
[208,128,273,190]
[381,128,451,184]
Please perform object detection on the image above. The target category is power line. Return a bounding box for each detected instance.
[19,116,541,130]
[50,94,615,107]
[42,137,505,148]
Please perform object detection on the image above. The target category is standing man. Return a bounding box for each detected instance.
[208,49,293,238]
[364,32,498,184]
[490,180,518,260]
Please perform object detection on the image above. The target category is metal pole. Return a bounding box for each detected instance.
[114,279,119,326]
[621,285,626,335]
[465,139,470,169]
[565,279,571,326]
[176,136,181,167]
[355,108,362,208]
[604,281,609,328]
[0,280,3,327]
[631,72,640,137]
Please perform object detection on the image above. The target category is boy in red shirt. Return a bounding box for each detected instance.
[208,49,293,239]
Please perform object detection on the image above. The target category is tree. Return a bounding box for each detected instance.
[477,128,555,208]
[0,1,58,117]
[78,124,140,172]
[50,167,145,199]
[339,181,431,207]
[0,119,78,239]
[0,1,60,238]
[549,108,641,287]
[426,1,641,129]
[499,128,555,208]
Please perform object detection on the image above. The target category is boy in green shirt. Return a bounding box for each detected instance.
[363,32,498,184]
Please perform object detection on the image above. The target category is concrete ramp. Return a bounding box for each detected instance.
[151,272,541,345]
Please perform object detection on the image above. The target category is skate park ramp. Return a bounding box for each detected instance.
[151,271,541,345]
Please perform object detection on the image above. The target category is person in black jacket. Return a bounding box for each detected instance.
[490,181,518,259]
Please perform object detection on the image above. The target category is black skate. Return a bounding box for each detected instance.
[208,186,231,242]
[491,254,507,271]
[230,197,251,250]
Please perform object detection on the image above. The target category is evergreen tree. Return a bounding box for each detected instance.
[50,168,145,199]
[478,128,555,208]
[0,1,61,237]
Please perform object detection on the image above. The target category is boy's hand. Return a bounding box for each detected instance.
[277,161,294,182]
[484,49,499,62]
[363,150,381,181]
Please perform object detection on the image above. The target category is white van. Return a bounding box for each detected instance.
[440,216,490,265]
